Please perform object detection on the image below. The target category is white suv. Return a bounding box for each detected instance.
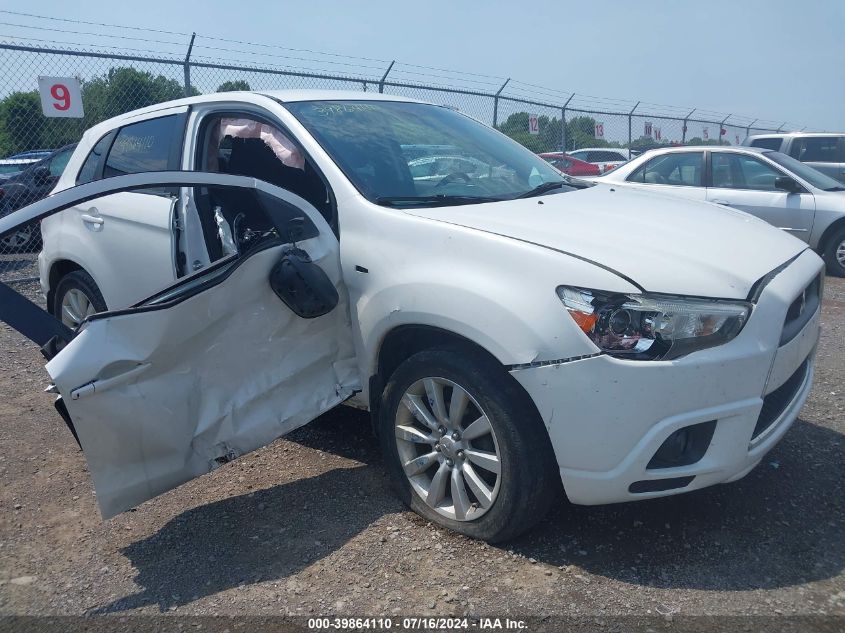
[0,91,824,542]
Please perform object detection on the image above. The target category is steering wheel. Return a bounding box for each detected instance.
[435,172,472,188]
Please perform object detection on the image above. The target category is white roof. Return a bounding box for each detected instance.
[640,145,769,155]
[259,89,420,103]
[747,131,843,139]
[0,157,39,165]
[79,90,425,144]
[570,147,630,154]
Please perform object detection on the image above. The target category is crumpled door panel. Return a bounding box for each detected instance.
[0,171,360,520]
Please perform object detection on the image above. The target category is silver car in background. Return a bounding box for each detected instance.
[590,145,845,276]
[744,133,845,184]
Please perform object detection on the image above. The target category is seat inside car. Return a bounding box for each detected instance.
[223,136,330,221]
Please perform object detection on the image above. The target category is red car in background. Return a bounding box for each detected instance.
[538,152,601,177]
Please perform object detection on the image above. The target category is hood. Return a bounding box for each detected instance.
[405,184,807,299]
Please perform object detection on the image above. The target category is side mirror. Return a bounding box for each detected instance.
[32,166,51,185]
[774,176,801,194]
[269,246,338,319]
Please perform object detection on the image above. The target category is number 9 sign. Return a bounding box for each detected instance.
[38,76,84,118]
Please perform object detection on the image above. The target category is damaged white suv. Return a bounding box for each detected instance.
[0,91,824,542]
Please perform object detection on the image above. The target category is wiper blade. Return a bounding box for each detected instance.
[518,181,565,198]
[824,186,845,192]
[514,175,593,200]
[375,195,502,207]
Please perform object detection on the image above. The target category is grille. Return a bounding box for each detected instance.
[752,359,809,441]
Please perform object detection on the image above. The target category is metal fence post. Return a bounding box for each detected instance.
[682,108,695,144]
[719,114,731,145]
[492,78,510,128]
[183,32,196,97]
[560,93,574,151]
[378,61,395,94]
[745,118,757,141]
[628,101,640,148]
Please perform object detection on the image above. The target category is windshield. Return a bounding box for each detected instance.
[284,100,571,206]
[765,151,845,191]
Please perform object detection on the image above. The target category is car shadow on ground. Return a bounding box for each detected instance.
[91,408,397,614]
[93,409,844,613]
[516,417,845,591]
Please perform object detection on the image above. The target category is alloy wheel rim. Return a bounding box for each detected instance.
[60,288,96,328]
[836,239,845,267]
[0,227,32,249]
[394,377,501,522]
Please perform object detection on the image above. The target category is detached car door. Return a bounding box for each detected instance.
[0,172,360,519]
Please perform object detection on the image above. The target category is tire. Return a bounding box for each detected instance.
[378,348,560,542]
[0,222,36,253]
[52,270,107,329]
[823,226,845,277]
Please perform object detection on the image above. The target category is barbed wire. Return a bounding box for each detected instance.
[0,9,808,128]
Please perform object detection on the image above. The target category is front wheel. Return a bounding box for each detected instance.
[378,348,560,542]
[0,223,36,253]
[823,226,845,277]
[52,270,107,329]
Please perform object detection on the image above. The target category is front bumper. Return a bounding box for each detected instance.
[511,249,823,505]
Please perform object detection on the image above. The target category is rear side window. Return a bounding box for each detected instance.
[749,138,783,152]
[711,153,783,191]
[76,132,115,184]
[627,152,703,186]
[791,137,843,163]
[103,116,180,178]
[591,150,626,162]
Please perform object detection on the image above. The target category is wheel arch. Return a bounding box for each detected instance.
[46,259,85,314]
[368,324,540,438]
[817,216,845,257]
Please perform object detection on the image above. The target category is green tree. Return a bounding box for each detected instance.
[0,91,43,155]
[81,67,186,127]
[0,91,83,156]
[0,67,193,156]
[565,116,610,151]
[217,80,251,92]
[497,112,563,153]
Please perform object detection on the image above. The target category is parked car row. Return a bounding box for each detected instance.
[539,148,630,177]
[0,145,75,252]
[744,132,845,184]
[566,147,631,173]
[588,145,845,276]
[538,151,602,176]
[0,91,827,542]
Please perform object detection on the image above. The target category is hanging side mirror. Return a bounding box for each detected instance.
[269,246,338,318]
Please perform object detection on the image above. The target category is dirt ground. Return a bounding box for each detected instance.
[0,276,843,624]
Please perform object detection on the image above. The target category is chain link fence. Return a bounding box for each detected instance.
[0,41,803,283]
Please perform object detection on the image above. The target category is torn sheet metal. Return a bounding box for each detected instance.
[46,233,359,519]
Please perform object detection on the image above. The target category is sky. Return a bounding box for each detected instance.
[2,0,843,131]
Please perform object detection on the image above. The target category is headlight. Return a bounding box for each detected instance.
[557,286,751,361]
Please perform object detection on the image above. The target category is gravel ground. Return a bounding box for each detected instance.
[0,276,842,623]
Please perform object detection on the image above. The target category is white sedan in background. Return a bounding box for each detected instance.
[590,146,845,276]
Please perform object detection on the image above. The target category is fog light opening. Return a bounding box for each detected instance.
[647,420,716,469]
